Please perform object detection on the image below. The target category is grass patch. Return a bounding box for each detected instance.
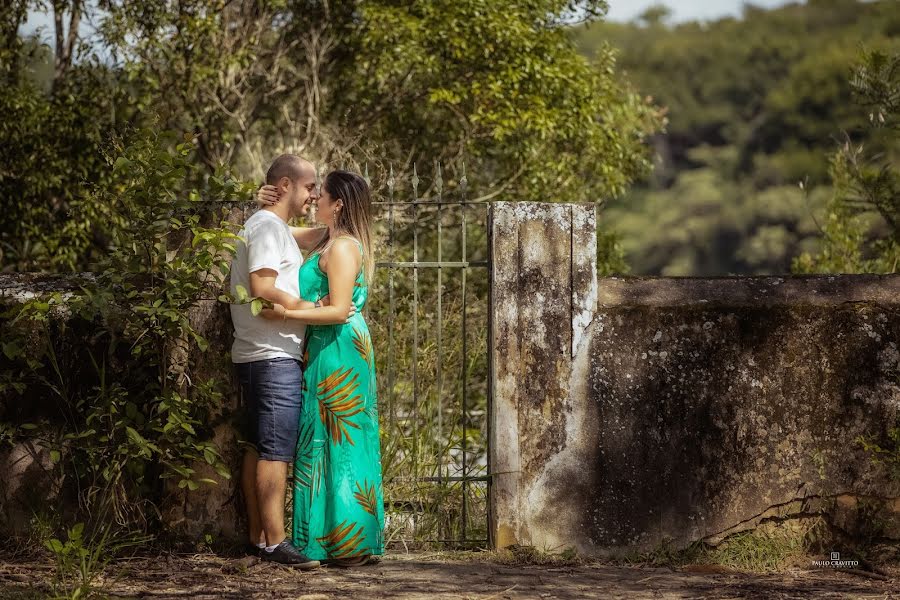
[619,518,826,573]
[484,545,584,566]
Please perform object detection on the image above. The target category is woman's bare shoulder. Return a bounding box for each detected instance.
[321,237,362,270]
[330,236,362,254]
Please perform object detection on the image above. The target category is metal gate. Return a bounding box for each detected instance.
[366,164,492,548]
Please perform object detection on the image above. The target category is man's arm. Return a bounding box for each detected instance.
[246,221,311,309]
[249,269,308,310]
[289,226,328,252]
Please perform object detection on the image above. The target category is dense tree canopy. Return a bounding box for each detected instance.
[1,0,661,273]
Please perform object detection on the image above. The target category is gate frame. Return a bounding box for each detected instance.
[371,169,495,547]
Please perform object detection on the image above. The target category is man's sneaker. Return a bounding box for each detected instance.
[244,543,262,558]
[261,541,320,569]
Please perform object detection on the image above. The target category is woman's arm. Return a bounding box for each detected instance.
[260,298,355,324]
[262,239,361,326]
[257,185,327,251]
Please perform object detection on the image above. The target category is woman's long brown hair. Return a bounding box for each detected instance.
[312,170,375,284]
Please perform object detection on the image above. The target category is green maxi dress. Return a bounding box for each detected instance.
[292,239,385,560]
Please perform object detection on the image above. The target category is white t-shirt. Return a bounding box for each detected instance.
[229,210,306,363]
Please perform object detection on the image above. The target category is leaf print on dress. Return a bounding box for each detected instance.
[351,327,374,367]
[353,480,379,517]
[317,520,367,559]
[317,367,364,445]
[295,516,310,547]
[295,420,326,496]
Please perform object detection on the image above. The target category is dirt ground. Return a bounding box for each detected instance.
[1,552,897,600]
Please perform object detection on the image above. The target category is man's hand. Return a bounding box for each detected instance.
[343,303,357,322]
[259,303,286,321]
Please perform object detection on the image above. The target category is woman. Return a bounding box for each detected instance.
[258,170,384,567]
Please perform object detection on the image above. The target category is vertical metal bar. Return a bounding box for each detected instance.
[411,164,420,517]
[486,200,494,549]
[435,162,444,478]
[387,166,396,429]
[459,162,469,541]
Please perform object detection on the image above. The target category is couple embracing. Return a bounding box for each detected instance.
[229,154,383,569]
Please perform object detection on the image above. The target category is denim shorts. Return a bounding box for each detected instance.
[235,357,303,462]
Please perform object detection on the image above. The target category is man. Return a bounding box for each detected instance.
[229,154,345,567]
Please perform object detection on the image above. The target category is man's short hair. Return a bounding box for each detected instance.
[266,154,311,185]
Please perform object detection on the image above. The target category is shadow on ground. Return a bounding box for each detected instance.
[0,553,897,599]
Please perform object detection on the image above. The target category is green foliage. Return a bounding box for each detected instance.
[793,49,900,274]
[97,0,294,171]
[44,522,98,599]
[44,521,148,600]
[0,36,130,272]
[597,223,630,276]
[338,0,661,201]
[2,1,660,274]
[858,427,900,483]
[0,129,253,539]
[227,284,273,318]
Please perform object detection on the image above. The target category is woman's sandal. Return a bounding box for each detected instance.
[326,554,378,568]
[325,554,371,569]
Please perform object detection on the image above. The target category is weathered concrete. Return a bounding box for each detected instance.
[158,296,243,542]
[0,273,243,541]
[489,202,598,550]
[583,278,899,554]
[490,203,900,556]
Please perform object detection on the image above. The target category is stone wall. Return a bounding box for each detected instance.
[0,273,243,541]
[3,202,900,553]
[490,202,900,556]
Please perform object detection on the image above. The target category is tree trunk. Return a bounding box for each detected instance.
[52,0,81,86]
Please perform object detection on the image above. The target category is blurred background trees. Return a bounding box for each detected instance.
[575,0,898,275]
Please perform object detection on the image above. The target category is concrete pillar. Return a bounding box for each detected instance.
[489,202,597,548]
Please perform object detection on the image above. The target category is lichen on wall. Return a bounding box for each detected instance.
[489,203,900,556]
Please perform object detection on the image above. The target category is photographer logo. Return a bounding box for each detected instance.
[811,551,859,569]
